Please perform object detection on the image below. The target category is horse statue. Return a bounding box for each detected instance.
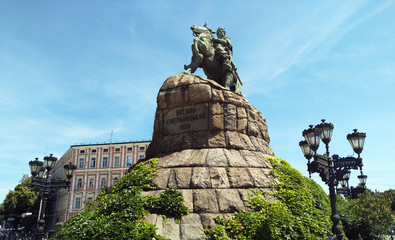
[184,24,242,94]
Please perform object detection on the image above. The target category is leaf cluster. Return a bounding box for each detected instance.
[0,175,40,230]
[205,158,332,240]
[338,190,395,240]
[54,158,188,240]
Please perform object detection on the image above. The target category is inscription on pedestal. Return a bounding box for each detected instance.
[163,103,208,135]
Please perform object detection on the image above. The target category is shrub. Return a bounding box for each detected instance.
[54,158,188,240]
[205,157,332,240]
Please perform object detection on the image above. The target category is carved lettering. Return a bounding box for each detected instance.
[163,104,208,135]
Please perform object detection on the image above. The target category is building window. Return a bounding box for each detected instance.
[103,149,108,153]
[90,158,96,168]
[91,149,97,153]
[115,148,120,152]
[78,158,84,169]
[127,147,133,151]
[88,178,94,188]
[75,197,81,209]
[87,197,93,203]
[113,177,119,184]
[77,178,83,188]
[139,146,145,151]
[102,157,108,168]
[126,156,132,166]
[79,150,85,154]
[100,178,106,188]
[139,155,145,160]
[114,156,120,167]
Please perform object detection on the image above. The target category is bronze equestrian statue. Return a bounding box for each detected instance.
[184,24,242,94]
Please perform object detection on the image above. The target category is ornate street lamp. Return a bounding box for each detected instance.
[64,162,77,181]
[300,120,367,240]
[347,129,366,157]
[358,174,367,186]
[29,155,76,240]
[302,125,321,153]
[43,154,57,171]
[29,158,43,177]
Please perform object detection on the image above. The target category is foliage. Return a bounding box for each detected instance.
[54,158,188,240]
[205,157,332,240]
[0,175,40,230]
[338,190,395,240]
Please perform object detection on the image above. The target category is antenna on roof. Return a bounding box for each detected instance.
[110,130,114,144]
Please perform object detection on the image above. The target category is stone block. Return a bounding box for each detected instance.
[181,189,194,213]
[227,168,254,188]
[248,168,273,188]
[237,118,248,134]
[223,91,243,106]
[167,87,187,108]
[209,167,230,188]
[207,131,226,148]
[200,213,221,229]
[193,189,219,213]
[171,133,193,152]
[216,189,245,212]
[145,213,158,225]
[224,114,236,131]
[237,107,247,118]
[157,91,167,109]
[209,102,223,115]
[191,167,211,188]
[157,151,190,168]
[160,217,180,240]
[180,213,205,240]
[189,84,212,104]
[237,189,252,206]
[209,114,224,131]
[186,149,208,166]
[239,150,267,167]
[249,136,264,152]
[206,148,228,167]
[225,149,248,167]
[151,168,171,189]
[247,121,260,137]
[163,135,174,153]
[224,103,236,116]
[247,109,259,122]
[239,133,255,151]
[212,88,225,102]
[168,168,192,188]
[226,131,244,149]
[193,131,208,149]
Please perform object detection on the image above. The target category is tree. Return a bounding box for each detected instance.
[338,189,395,240]
[0,175,40,231]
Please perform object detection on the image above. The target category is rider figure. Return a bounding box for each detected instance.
[214,27,233,72]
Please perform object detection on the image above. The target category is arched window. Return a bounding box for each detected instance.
[77,178,83,188]
[88,178,94,188]
[100,178,106,188]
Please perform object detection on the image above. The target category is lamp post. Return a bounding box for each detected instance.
[29,154,76,240]
[299,120,367,240]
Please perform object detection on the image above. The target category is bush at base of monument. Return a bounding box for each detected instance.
[205,158,332,240]
[54,158,188,240]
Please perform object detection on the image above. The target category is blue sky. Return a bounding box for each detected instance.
[1,1,394,202]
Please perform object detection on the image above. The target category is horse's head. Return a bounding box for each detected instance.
[190,24,215,36]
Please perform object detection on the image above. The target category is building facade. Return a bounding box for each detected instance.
[49,141,150,229]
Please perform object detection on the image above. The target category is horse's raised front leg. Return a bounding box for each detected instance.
[184,38,204,74]
[192,37,204,63]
